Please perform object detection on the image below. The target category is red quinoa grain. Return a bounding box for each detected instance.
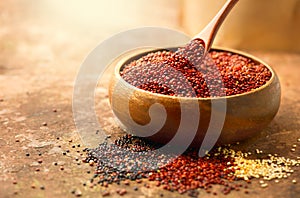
[120,39,272,98]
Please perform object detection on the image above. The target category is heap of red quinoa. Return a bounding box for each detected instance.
[120,39,272,98]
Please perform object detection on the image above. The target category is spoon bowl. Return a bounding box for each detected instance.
[108,47,281,147]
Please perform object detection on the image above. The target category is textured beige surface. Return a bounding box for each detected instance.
[0,1,299,197]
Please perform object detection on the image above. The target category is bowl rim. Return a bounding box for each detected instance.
[113,46,277,100]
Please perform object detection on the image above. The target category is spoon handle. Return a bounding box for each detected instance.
[193,0,239,52]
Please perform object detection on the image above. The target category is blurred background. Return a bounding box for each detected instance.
[2,0,299,54]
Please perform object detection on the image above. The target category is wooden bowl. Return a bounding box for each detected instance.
[108,47,281,147]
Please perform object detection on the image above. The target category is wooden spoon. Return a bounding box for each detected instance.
[193,0,239,54]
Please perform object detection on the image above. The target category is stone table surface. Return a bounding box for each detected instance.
[0,1,299,198]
